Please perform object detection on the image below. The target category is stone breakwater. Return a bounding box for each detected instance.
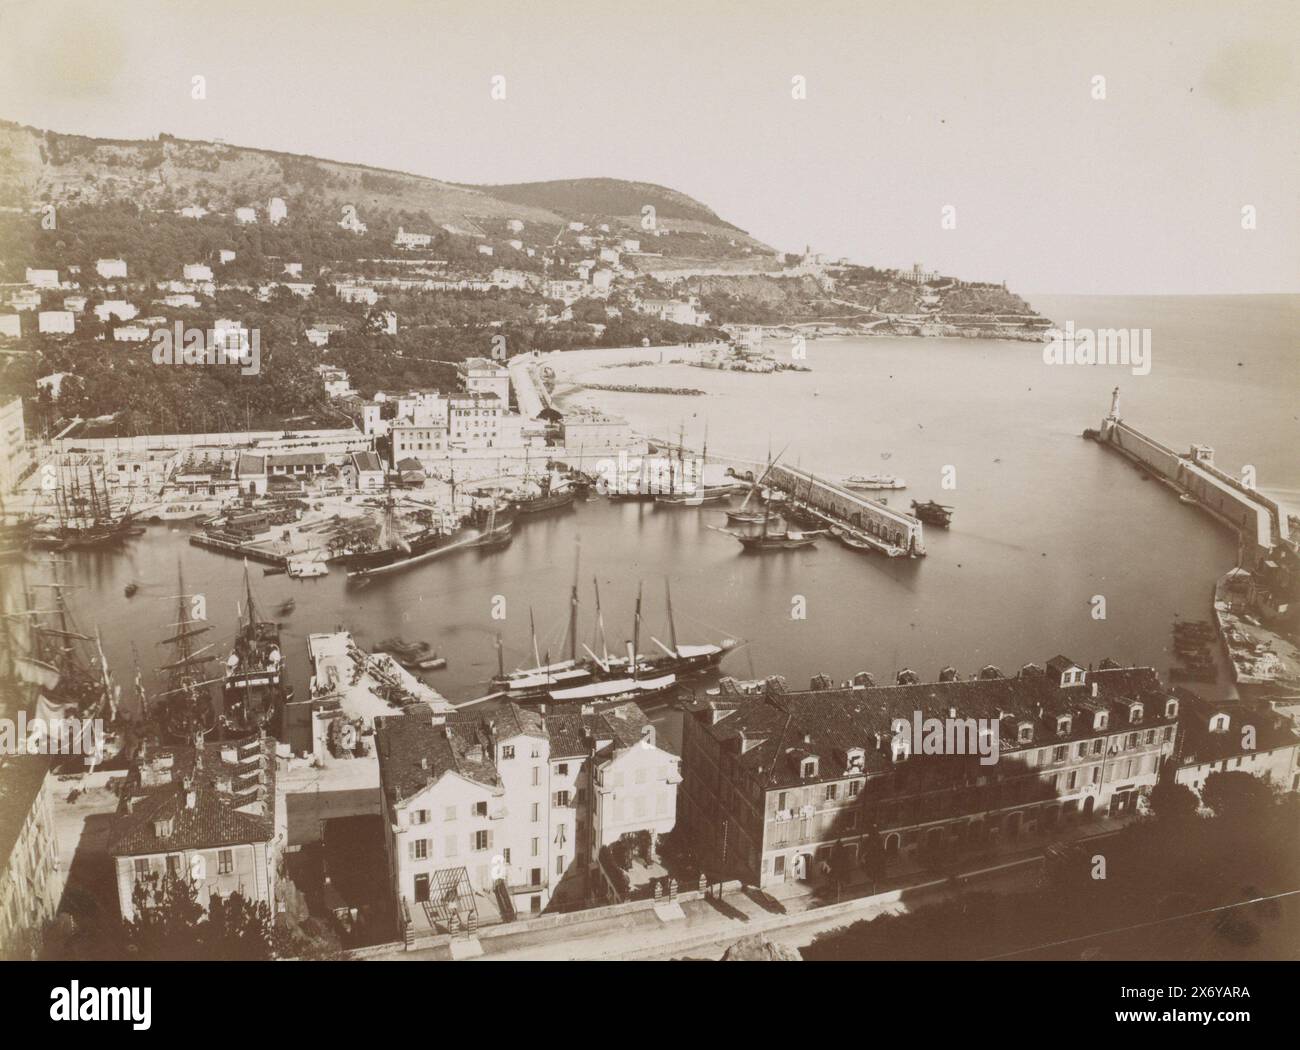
[575,382,706,396]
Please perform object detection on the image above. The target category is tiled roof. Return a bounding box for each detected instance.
[1177,695,1300,766]
[376,705,500,804]
[350,451,382,473]
[108,737,276,855]
[685,663,1174,789]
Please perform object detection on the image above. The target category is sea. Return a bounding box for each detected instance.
[7,294,1297,750]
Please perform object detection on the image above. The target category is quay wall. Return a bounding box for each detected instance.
[1101,420,1277,562]
[766,464,925,554]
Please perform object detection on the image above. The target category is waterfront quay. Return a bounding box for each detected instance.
[1088,389,1300,693]
[638,434,926,557]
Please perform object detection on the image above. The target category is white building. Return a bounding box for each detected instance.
[375,699,679,932]
[95,300,139,322]
[394,227,433,249]
[636,298,707,326]
[96,258,128,280]
[0,398,30,494]
[37,311,75,335]
[391,424,447,466]
[477,244,494,257]
[235,207,258,224]
[0,315,22,339]
[346,450,385,492]
[506,219,524,233]
[62,296,87,314]
[268,197,288,225]
[183,263,213,282]
[179,204,208,219]
[448,393,503,448]
[25,268,59,288]
[113,325,150,343]
[334,281,378,306]
[464,358,510,405]
[561,412,631,450]
[218,249,237,264]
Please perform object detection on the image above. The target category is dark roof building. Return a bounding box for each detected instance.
[107,737,281,921]
[679,658,1180,890]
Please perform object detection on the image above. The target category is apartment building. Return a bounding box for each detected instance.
[376,699,679,934]
[679,656,1180,889]
[108,737,283,922]
[464,357,511,405]
[1175,694,1300,796]
[448,392,503,448]
[0,757,59,959]
[0,397,30,495]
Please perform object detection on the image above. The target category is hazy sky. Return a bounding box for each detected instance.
[1,0,1296,294]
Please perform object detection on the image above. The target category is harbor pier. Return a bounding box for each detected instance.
[1089,388,1290,570]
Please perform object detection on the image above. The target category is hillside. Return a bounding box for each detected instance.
[0,121,770,258]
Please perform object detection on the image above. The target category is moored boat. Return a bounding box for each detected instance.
[910,500,954,527]
[845,473,906,491]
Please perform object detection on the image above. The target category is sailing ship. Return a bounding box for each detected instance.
[844,473,906,491]
[2,559,124,766]
[733,495,821,551]
[29,460,140,550]
[725,446,786,525]
[655,426,738,506]
[910,500,954,527]
[490,557,732,703]
[223,563,290,731]
[510,472,576,514]
[469,494,515,551]
[344,479,465,578]
[152,562,220,743]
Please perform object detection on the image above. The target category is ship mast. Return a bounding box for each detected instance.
[630,582,643,681]
[567,539,580,664]
[665,578,678,657]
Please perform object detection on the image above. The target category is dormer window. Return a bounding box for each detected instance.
[846,748,865,771]
[1094,711,1109,731]
[1129,703,1144,724]
[1209,713,1230,733]
[801,757,819,778]
[1017,722,1033,744]
[1061,667,1085,688]
[1056,715,1072,736]
[1165,698,1179,718]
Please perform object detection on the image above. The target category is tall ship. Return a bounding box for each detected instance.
[2,559,124,766]
[489,549,733,703]
[733,496,821,551]
[151,562,220,743]
[510,471,576,515]
[655,427,739,506]
[29,461,140,551]
[223,563,291,731]
[343,482,467,579]
[910,500,954,527]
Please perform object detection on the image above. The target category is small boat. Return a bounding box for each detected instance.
[124,582,139,598]
[910,500,954,527]
[415,655,447,671]
[738,529,820,551]
[1178,493,1198,505]
[845,473,906,491]
[381,637,430,661]
[277,598,296,615]
[830,526,873,551]
[264,566,287,576]
[287,559,328,578]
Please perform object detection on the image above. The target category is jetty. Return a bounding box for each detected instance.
[641,435,926,557]
[1087,387,1291,570]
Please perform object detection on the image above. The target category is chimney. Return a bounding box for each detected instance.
[1091,682,1099,698]
[948,706,957,719]
[420,756,429,770]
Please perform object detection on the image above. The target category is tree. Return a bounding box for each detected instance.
[123,873,274,960]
